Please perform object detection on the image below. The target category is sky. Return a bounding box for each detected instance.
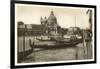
[15,4,94,29]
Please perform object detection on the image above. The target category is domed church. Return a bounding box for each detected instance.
[18,10,60,37]
[40,10,58,36]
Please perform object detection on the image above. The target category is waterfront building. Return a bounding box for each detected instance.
[18,10,60,37]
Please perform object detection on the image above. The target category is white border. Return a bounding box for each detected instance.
[14,3,95,66]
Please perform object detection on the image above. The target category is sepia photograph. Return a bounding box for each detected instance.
[11,1,96,68]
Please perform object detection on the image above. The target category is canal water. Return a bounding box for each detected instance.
[17,36,92,63]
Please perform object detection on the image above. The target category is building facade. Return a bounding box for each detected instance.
[40,10,58,36]
[18,11,59,37]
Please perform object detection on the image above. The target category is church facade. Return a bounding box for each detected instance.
[40,10,59,36]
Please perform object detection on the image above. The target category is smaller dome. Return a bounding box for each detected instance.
[40,17,43,22]
[44,16,48,23]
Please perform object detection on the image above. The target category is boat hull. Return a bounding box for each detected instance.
[31,39,82,48]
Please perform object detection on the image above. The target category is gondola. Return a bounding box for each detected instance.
[29,37,82,48]
[36,38,53,41]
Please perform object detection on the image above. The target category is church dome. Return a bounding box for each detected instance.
[48,11,57,23]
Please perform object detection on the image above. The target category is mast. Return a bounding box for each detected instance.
[75,16,76,27]
[74,16,76,36]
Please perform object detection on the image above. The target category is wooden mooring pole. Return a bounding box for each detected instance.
[33,37,35,62]
[29,37,35,62]
[17,27,19,61]
[75,46,78,60]
[83,30,88,59]
[23,25,27,62]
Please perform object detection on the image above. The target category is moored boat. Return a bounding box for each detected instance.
[29,35,82,48]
